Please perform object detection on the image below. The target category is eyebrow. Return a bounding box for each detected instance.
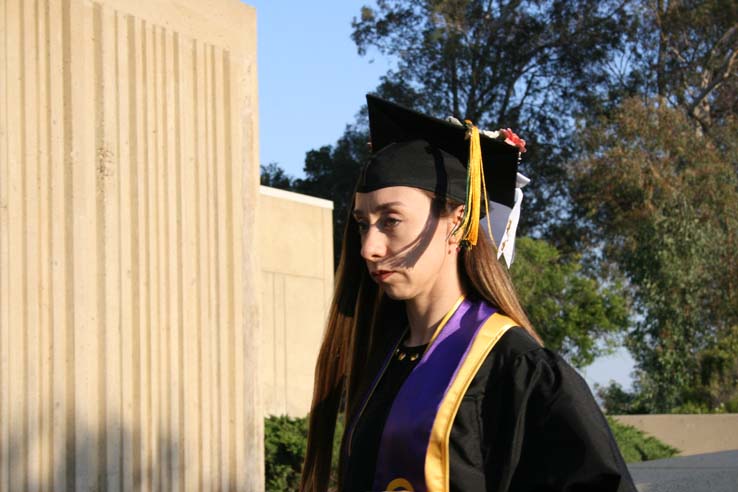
[352,201,406,217]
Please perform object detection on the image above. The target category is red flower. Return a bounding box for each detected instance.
[500,128,526,153]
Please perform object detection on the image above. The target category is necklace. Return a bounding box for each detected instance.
[394,342,427,362]
[394,296,465,363]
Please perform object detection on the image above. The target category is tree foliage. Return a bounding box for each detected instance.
[627,0,738,129]
[569,0,738,412]
[260,162,295,189]
[352,0,628,124]
[572,97,738,411]
[352,0,633,234]
[597,382,647,415]
[510,238,630,368]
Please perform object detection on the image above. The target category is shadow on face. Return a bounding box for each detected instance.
[382,208,440,270]
[354,187,448,271]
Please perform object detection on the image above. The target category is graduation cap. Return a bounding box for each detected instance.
[358,94,528,264]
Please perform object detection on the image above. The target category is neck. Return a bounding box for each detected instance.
[404,276,464,346]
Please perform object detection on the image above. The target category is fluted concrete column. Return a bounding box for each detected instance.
[0,0,262,490]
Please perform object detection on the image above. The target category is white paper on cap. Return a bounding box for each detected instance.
[481,173,528,267]
[501,187,524,266]
[483,201,511,250]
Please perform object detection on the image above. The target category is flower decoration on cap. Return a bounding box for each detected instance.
[500,128,526,153]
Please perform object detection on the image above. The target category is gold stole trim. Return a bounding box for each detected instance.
[424,313,516,492]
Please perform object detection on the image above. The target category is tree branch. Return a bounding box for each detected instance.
[687,47,738,123]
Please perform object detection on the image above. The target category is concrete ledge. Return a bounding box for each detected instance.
[614,414,738,455]
[629,450,738,492]
[260,185,334,209]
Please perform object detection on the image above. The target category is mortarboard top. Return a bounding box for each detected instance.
[358,94,520,210]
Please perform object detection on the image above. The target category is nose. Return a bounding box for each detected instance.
[360,225,387,261]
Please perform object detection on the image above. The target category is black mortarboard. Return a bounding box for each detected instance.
[357,94,520,210]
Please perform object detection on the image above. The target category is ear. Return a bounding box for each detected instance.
[446,205,465,244]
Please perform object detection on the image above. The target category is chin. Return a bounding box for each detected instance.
[382,291,408,301]
[380,285,417,302]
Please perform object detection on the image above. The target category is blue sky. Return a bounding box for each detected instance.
[246,0,391,178]
[245,0,635,394]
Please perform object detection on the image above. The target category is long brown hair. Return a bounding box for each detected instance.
[299,194,541,492]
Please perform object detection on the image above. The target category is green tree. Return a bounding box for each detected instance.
[260,162,295,190]
[572,97,738,411]
[351,0,634,235]
[573,0,738,126]
[510,237,630,368]
[597,382,646,415]
[566,0,738,412]
[627,0,738,130]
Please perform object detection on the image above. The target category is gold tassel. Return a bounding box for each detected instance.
[452,122,493,249]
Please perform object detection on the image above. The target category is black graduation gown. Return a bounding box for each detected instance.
[343,327,637,492]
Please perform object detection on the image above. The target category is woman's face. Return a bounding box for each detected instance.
[353,186,460,301]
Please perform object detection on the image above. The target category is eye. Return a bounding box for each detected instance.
[381,217,401,229]
[355,219,369,234]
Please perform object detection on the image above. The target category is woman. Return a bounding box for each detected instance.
[300,95,636,492]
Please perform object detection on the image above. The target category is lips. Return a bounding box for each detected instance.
[371,269,395,282]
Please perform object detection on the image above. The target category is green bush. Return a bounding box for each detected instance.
[264,415,344,492]
[264,415,308,492]
[608,417,679,462]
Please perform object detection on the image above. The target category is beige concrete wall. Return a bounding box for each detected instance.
[615,414,738,456]
[0,0,262,490]
[258,186,333,418]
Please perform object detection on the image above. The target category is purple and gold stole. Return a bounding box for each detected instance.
[344,297,515,492]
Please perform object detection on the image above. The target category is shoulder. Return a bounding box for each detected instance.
[467,327,637,491]
[489,324,544,360]
[465,326,588,404]
[471,325,551,380]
